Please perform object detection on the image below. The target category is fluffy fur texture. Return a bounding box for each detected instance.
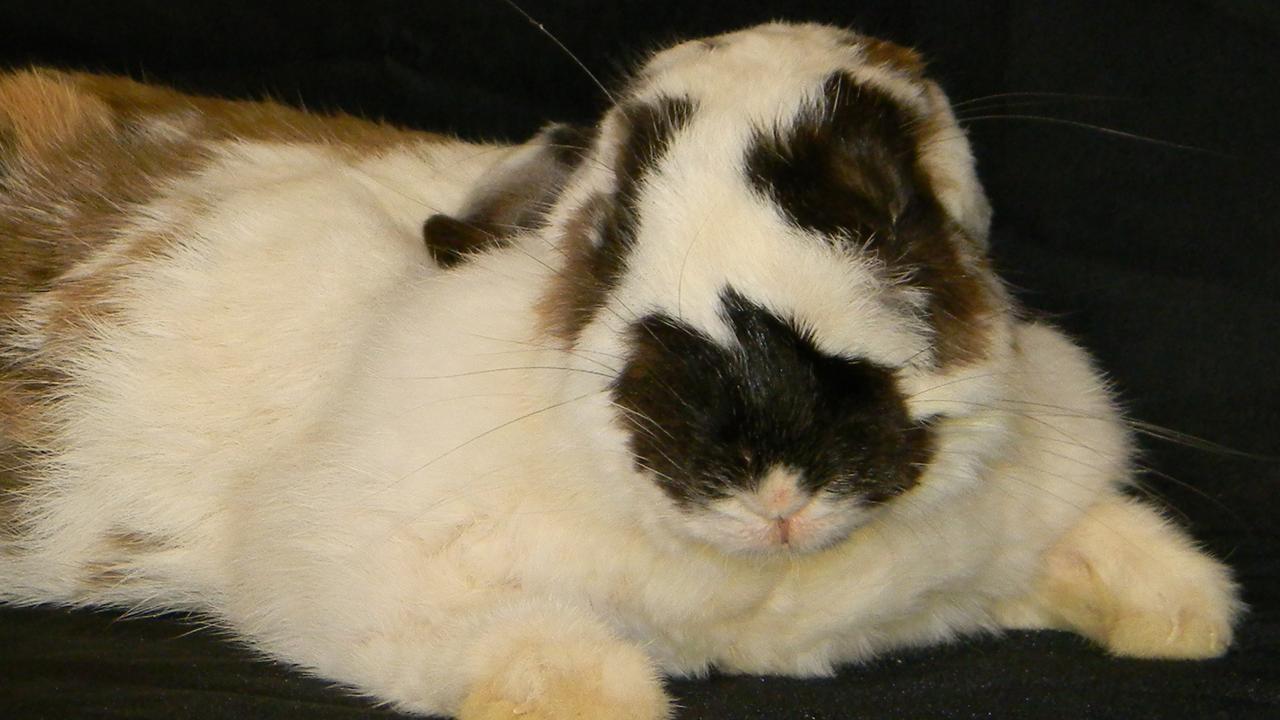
[0,23,1242,718]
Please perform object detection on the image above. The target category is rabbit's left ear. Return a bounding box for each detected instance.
[423,123,592,267]
[915,81,992,250]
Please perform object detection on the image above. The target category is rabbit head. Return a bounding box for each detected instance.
[519,23,1016,555]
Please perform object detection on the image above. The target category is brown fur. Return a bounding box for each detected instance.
[73,72,426,150]
[901,218,997,368]
[535,193,613,343]
[857,36,927,77]
[0,69,439,529]
[77,528,177,591]
[904,89,1002,368]
[0,70,114,161]
[535,98,695,346]
[745,73,995,370]
[0,68,437,301]
[423,124,594,268]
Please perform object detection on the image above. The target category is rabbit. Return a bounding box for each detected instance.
[0,21,1242,720]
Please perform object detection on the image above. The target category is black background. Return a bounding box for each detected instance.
[1,1,1277,718]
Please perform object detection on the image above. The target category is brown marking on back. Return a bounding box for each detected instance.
[0,71,130,531]
[0,69,440,532]
[0,70,113,161]
[78,563,131,592]
[104,528,172,555]
[73,72,428,152]
[76,529,177,593]
[0,69,435,309]
[0,117,14,161]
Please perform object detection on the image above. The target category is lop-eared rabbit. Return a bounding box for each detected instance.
[0,23,1239,719]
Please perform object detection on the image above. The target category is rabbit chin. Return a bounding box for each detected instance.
[667,495,873,556]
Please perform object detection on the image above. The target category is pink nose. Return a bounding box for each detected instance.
[742,467,812,545]
[765,483,795,514]
[749,467,810,518]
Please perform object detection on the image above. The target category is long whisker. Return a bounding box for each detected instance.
[383,389,604,492]
[951,91,1135,109]
[369,365,612,381]
[497,0,617,105]
[676,212,713,323]
[1124,419,1278,461]
[465,331,626,372]
[955,114,1233,158]
[610,401,676,442]
[923,466,1210,577]
[921,395,1274,460]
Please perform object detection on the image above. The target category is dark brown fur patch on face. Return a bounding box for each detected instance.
[536,97,696,343]
[746,72,992,368]
[613,289,935,508]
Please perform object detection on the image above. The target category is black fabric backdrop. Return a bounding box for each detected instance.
[1,1,1277,718]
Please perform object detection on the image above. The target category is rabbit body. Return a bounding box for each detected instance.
[0,24,1240,719]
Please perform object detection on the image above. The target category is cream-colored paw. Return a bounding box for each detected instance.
[1022,497,1243,660]
[459,635,671,720]
[1103,602,1234,659]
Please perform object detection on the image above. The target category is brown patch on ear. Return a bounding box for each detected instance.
[423,214,500,268]
[746,73,996,370]
[897,209,998,368]
[858,36,927,77]
[534,97,696,344]
[423,124,594,268]
[534,193,613,343]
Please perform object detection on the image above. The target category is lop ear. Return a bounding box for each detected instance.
[423,123,592,267]
[942,181,992,252]
[917,81,993,250]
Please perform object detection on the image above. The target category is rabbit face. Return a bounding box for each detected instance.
[538,23,1013,555]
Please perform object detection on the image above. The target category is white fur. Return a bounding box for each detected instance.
[0,23,1240,719]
